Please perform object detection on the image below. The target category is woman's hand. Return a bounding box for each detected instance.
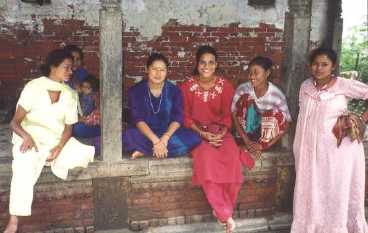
[153,140,168,159]
[11,105,38,153]
[208,136,223,147]
[199,128,226,148]
[208,127,227,147]
[199,131,212,141]
[20,134,38,153]
[215,127,227,139]
[160,134,170,147]
[152,134,170,159]
[47,145,63,162]
[361,110,368,123]
[244,140,262,160]
[249,142,262,151]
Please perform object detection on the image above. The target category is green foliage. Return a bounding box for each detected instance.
[340,22,368,82]
[341,22,368,115]
[348,99,367,116]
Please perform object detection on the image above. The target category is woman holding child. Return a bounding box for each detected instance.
[4,48,94,233]
[72,75,101,138]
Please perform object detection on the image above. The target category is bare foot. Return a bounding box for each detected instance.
[4,215,18,233]
[226,217,236,233]
[131,151,144,159]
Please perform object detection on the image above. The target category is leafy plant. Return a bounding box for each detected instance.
[341,21,368,115]
[341,22,368,82]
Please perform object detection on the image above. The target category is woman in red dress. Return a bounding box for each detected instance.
[180,45,255,233]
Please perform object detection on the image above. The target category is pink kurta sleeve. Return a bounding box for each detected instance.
[219,80,235,129]
[180,81,194,128]
[342,78,368,100]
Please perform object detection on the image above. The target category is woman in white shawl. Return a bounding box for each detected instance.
[4,49,94,233]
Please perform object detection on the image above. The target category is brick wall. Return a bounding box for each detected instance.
[127,178,276,231]
[0,180,94,232]
[125,156,281,231]
[0,153,289,232]
[0,19,99,97]
[0,18,285,100]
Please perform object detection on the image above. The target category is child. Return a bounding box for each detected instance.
[79,75,99,118]
[72,75,100,138]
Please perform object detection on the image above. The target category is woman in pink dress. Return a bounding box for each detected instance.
[292,48,368,232]
[181,45,255,233]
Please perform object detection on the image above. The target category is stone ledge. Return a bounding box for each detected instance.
[0,148,293,187]
[0,123,293,185]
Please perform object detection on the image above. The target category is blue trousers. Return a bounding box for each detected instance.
[73,122,100,138]
[122,127,201,157]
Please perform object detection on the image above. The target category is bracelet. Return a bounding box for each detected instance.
[162,133,171,138]
[153,140,160,145]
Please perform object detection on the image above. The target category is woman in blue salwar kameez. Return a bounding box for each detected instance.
[122,53,201,159]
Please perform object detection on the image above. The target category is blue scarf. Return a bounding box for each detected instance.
[245,103,261,134]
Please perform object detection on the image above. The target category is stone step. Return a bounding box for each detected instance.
[95,214,291,233]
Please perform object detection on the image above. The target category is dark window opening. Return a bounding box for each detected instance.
[21,0,51,6]
[248,0,276,9]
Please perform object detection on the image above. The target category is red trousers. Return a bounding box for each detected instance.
[202,181,242,222]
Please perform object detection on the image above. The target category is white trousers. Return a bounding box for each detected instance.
[9,137,94,216]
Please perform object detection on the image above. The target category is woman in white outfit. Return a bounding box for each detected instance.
[3,49,95,233]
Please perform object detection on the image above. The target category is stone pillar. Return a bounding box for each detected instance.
[99,0,123,162]
[282,0,311,148]
[330,0,343,71]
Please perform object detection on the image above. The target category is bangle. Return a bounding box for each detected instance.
[162,133,171,138]
[153,140,160,145]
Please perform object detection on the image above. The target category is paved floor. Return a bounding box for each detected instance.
[95,217,291,233]
[96,229,289,233]
[93,214,292,233]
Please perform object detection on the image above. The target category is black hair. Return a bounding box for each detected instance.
[146,53,169,68]
[64,44,84,60]
[194,45,218,75]
[309,47,338,65]
[40,48,73,76]
[248,56,273,71]
[82,75,99,92]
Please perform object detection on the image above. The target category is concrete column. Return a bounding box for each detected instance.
[99,0,123,162]
[330,0,343,71]
[282,0,311,148]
